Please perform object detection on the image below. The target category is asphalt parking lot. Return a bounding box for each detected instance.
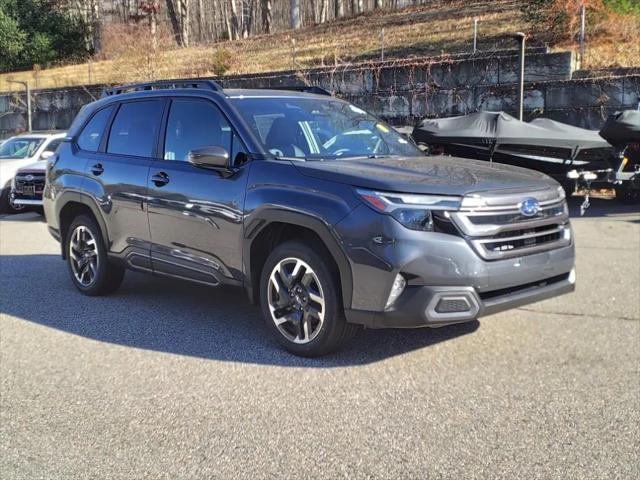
[1,198,638,479]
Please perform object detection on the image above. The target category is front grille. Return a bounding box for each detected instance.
[14,173,46,198]
[480,226,564,254]
[450,187,571,260]
[467,205,565,225]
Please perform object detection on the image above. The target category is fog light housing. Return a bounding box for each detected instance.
[385,273,406,310]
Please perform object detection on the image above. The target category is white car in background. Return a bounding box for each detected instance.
[0,131,66,213]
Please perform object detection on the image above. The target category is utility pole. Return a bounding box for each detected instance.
[9,80,31,132]
[579,2,586,67]
[511,32,526,121]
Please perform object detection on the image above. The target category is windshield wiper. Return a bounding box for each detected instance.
[274,155,307,162]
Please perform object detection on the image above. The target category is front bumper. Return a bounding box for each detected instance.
[11,190,44,206]
[337,204,576,329]
[11,197,43,206]
[345,270,575,328]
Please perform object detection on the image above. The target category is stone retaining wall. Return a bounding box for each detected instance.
[1,51,637,138]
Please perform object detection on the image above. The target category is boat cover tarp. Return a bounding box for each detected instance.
[412,111,610,150]
[599,110,640,147]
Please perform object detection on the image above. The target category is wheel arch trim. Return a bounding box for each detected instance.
[56,191,111,259]
[243,207,354,309]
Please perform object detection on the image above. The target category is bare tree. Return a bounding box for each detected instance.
[320,0,329,23]
[241,0,253,38]
[290,0,301,29]
[335,0,345,18]
[67,0,103,54]
[179,0,189,46]
[165,0,182,45]
[140,1,161,51]
[261,0,272,33]
[197,0,205,38]
[229,0,240,39]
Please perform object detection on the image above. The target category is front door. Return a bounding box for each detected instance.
[147,97,250,286]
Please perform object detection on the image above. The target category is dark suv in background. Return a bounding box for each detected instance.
[44,80,575,356]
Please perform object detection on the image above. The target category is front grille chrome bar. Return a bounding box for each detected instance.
[450,200,568,237]
[470,224,571,260]
[450,187,572,260]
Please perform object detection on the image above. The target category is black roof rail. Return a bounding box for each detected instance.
[102,78,223,97]
[270,85,332,96]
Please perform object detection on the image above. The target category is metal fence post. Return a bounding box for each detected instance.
[473,18,478,53]
[8,80,31,132]
[513,32,526,121]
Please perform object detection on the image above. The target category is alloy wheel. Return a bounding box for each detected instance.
[267,257,325,344]
[69,225,99,287]
[8,197,25,212]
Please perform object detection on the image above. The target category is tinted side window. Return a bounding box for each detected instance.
[164,99,232,162]
[231,132,248,166]
[77,106,114,152]
[107,101,164,157]
[44,138,63,153]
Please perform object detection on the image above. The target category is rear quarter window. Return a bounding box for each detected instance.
[77,106,114,152]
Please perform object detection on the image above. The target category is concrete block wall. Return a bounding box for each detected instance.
[0,85,103,138]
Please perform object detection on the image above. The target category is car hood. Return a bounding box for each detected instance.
[0,158,37,187]
[293,155,558,196]
[16,161,46,174]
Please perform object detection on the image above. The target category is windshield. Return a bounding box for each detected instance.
[0,137,45,160]
[231,96,423,160]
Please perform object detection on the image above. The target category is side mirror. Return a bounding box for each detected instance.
[40,151,54,161]
[188,146,229,170]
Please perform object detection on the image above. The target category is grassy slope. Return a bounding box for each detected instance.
[0,0,637,93]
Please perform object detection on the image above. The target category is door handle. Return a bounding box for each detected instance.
[152,171,170,187]
[90,163,104,176]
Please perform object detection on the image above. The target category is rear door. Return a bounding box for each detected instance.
[147,97,250,286]
[85,99,165,270]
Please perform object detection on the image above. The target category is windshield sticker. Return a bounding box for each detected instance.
[376,123,390,133]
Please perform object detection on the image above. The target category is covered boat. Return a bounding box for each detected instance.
[599,110,640,203]
[599,110,640,148]
[411,111,616,185]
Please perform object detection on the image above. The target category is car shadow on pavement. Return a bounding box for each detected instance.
[567,196,640,221]
[0,254,479,367]
[0,211,44,222]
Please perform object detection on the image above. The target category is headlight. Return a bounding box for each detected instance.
[356,189,461,231]
[556,185,566,200]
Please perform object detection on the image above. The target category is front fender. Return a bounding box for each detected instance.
[242,160,360,308]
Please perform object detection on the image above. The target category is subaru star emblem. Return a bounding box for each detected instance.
[520,197,540,217]
[25,174,34,181]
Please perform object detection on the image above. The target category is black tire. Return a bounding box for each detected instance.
[615,186,640,204]
[65,214,125,296]
[0,187,27,214]
[260,240,358,357]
